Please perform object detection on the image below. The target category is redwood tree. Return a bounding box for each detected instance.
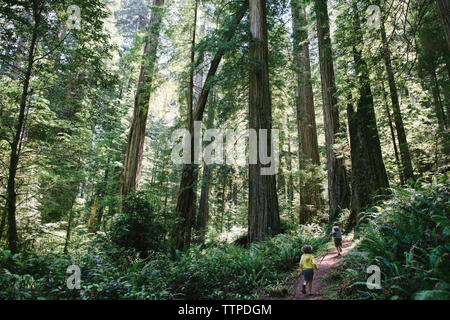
[247,0,280,243]
[120,0,165,197]
[314,0,350,217]
[291,0,321,224]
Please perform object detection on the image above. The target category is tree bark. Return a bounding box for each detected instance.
[314,0,350,217]
[380,16,414,181]
[291,0,321,223]
[195,98,215,244]
[247,0,280,243]
[436,0,450,50]
[120,0,164,197]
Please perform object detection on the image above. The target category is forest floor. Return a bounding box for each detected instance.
[284,237,354,300]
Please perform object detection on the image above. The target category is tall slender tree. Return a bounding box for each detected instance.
[120,0,165,197]
[379,7,414,182]
[314,0,350,217]
[291,0,321,223]
[247,0,280,242]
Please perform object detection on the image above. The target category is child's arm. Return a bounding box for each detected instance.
[299,255,304,273]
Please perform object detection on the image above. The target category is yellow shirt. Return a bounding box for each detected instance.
[299,253,318,272]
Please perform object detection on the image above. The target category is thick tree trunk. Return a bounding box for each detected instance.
[247,0,280,243]
[314,0,350,217]
[5,4,41,253]
[347,3,389,218]
[173,2,248,250]
[436,0,450,50]
[195,99,215,244]
[291,0,321,224]
[380,17,414,182]
[120,0,164,197]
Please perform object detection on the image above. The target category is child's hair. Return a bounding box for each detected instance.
[301,245,313,254]
[333,222,339,227]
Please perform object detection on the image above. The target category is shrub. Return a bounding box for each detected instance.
[110,191,174,257]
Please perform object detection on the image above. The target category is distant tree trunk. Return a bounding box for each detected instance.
[172,2,248,250]
[380,16,414,182]
[120,0,164,197]
[314,0,350,218]
[291,0,321,223]
[431,67,447,131]
[347,2,389,220]
[248,0,280,243]
[286,116,294,207]
[63,196,77,255]
[436,0,450,50]
[5,3,42,253]
[0,208,6,241]
[196,161,210,243]
[381,79,404,185]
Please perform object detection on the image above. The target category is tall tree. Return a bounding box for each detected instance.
[172,1,248,249]
[436,0,450,50]
[247,0,280,242]
[314,0,350,217]
[379,7,414,182]
[4,0,43,253]
[346,1,389,224]
[291,0,321,223]
[120,0,165,197]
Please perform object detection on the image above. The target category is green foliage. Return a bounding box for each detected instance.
[0,229,328,300]
[323,174,450,300]
[110,191,174,256]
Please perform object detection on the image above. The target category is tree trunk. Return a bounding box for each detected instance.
[172,2,248,250]
[5,3,41,253]
[120,0,164,197]
[431,67,447,131]
[195,97,215,244]
[286,116,294,207]
[347,2,389,219]
[436,0,450,50]
[291,0,321,223]
[381,79,404,185]
[314,0,350,217]
[63,198,76,255]
[247,0,280,243]
[380,16,414,181]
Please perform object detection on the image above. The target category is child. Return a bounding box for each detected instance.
[299,245,318,295]
[331,222,342,256]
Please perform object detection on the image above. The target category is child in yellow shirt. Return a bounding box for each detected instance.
[299,245,318,295]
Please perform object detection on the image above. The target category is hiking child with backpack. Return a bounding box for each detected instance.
[299,245,318,295]
[331,222,342,256]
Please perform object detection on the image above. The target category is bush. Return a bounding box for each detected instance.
[0,228,329,300]
[110,191,174,257]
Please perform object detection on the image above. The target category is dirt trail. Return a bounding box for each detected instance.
[286,238,353,300]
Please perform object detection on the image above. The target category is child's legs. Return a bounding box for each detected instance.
[307,281,313,294]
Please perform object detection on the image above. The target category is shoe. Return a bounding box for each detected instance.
[302,284,306,294]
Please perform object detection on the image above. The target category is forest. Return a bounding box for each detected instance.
[0,0,449,301]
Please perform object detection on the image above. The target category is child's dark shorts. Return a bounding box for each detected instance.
[334,237,342,247]
[303,269,314,282]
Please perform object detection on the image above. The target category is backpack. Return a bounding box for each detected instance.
[332,226,342,238]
